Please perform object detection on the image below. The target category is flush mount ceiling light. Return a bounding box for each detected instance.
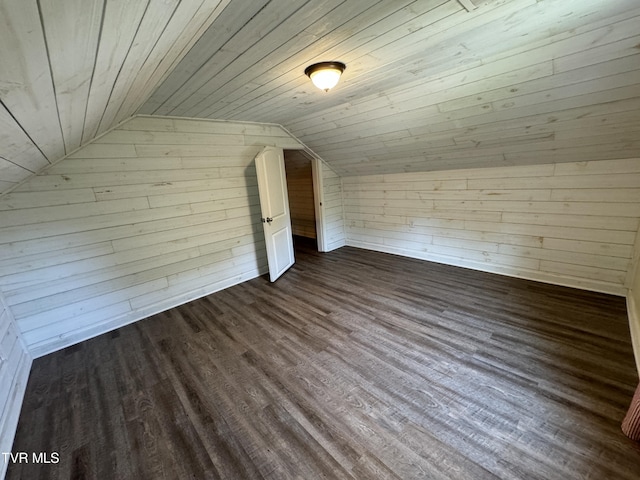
[304,61,346,92]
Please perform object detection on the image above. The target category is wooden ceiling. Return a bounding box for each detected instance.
[2,0,640,194]
[0,0,231,194]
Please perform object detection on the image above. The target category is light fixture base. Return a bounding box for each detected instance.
[304,61,346,92]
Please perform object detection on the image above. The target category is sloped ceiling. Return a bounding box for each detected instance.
[1,0,640,194]
[0,0,231,194]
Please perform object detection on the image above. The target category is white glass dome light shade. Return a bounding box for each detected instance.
[309,68,341,91]
[305,62,346,92]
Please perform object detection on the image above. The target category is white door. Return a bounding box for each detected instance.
[255,146,295,282]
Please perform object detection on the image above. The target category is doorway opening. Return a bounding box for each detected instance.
[284,150,321,253]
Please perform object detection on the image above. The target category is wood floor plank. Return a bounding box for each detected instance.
[7,237,640,479]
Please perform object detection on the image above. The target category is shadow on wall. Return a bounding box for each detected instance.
[245,159,267,271]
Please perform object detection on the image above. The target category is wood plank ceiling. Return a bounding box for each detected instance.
[0,0,232,194]
[1,0,640,194]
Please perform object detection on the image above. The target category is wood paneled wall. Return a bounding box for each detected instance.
[0,116,302,357]
[322,163,346,252]
[284,151,316,239]
[628,229,640,375]
[0,0,231,194]
[0,289,31,480]
[343,158,640,296]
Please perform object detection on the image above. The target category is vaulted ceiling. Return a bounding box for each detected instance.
[2,0,640,194]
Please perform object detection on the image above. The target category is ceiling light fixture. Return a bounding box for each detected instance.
[304,61,346,92]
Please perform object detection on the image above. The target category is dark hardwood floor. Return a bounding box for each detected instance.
[8,238,640,479]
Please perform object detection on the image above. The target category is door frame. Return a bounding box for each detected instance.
[310,156,327,252]
[284,148,327,252]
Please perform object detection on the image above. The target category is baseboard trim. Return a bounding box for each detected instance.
[28,267,267,358]
[345,240,627,297]
[325,239,346,252]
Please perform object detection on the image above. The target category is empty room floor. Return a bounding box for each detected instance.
[7,241,640,479]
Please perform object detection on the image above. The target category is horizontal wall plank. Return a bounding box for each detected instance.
[0,197,149,228]
[0,242,114,279]
[18,278,169,334]
[48,157,191,174]
[344,158,640,294]
[129,256,266,311]
[550,188,640,203]
[468,173,640,190]
[496,244,630,272]
[7,246,207,314]
[95,129,246,146]
[554,158,640,175]
[67,143,138,159]
[148,183,257,208]
[0,222,258,292]
[500,212,638,232]
[0,201,161,244]
[0,189,97,210]
[121,116,291,137]
[321,163,345,251]
[22,301,134,346]
[433,200,639,217]
[0,204,192,257]
[463,220,636,245]
[24,266,268,359]
[111,214,254,252]
[135,144,263,158]
[542,238,633,259]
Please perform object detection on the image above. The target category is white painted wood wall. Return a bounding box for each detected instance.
[322,163,346,252]
[0,116,302,357]
[343,158,640,296]
[0,289,31,480]
[627,224,640,376]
